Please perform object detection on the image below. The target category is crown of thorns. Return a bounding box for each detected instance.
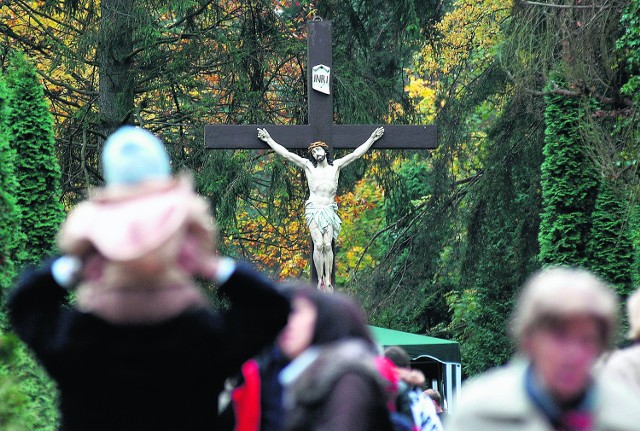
[307,141,329,152]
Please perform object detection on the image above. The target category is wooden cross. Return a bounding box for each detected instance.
[205,19,437,285]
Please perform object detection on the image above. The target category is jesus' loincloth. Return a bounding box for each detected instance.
[304,200,341,241]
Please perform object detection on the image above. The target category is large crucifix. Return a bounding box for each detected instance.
[205,19,437,291]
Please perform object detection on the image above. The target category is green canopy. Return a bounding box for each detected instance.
[368,326,460,364]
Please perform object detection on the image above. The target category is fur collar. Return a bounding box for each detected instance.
[285,339,387,407]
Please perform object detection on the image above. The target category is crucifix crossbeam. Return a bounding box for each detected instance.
[204,20,438,153]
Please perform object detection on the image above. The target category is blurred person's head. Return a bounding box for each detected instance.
[277,284,375,360]
[511,266,618,402]
[57,126,216,322]
[383,346,410,369]
[383,345,425,388]
[626,288,640,341]
[424,388,443,413]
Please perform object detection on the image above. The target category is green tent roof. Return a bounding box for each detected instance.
[369,326,460,364]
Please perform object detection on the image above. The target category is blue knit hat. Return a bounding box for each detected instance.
[102,126,171,185]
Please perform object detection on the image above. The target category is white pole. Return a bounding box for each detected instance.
[445,363,453,414]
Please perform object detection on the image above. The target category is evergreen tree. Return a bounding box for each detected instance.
[538,75,599,267]
[5,52,65,267]
[0,334,31,431]
[630,204,640,289]
[0,69,59,431]
[455,94,545,375]
[617,0,640,105]
[1,54,61,431]
[0,73,36,431]
[0,74,26,299]
[587,180,634,297]
[316,0,438,125]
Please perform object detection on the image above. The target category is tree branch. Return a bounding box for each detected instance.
[36,69,98,97]
[525,84,633,107]
[504,70,633,108]
[519,0,609,8]
[167,0,217,30]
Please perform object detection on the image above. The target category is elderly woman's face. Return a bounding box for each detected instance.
[524,315,602,402]
[278,296,317,360]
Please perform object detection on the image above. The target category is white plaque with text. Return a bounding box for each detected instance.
[312,64,331,95]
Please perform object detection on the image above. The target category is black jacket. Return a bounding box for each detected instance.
[7,261,290,431]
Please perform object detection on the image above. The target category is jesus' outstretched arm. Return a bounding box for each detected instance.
[257,128,309,169]
[333,127,384,170]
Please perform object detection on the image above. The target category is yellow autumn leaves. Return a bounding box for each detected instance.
[406,0,511,121]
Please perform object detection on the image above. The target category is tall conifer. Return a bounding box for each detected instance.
[5,52,65,266]
[0,74,25,297]
[0,70,59,431]
[538,74,599,266]
[455,96,544,375]
[587,180,634,297]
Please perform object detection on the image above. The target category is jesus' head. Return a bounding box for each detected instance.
[307,141,333,166]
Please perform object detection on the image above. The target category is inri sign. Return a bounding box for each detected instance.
[312,64,330,95]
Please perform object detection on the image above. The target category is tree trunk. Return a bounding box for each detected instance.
[98,0,135,137]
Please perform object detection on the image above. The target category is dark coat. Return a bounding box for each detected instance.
[284,340,393,431]
[7,261,290,431]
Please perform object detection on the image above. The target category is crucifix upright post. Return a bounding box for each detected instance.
[307,19,333,149]
[205,19,437,288]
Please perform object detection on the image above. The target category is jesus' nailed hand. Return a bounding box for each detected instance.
[257,126,384,292]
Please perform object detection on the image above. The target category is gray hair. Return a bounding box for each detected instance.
[511,266,618,348]
[626,288,640,340]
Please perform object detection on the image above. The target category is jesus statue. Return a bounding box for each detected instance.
[257,126,384,291]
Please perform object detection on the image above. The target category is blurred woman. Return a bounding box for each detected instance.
[600,287,640,393]
[278,286,393,431]
[447,267,640,431]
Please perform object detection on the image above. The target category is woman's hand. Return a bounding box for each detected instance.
[176,231,219,279]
